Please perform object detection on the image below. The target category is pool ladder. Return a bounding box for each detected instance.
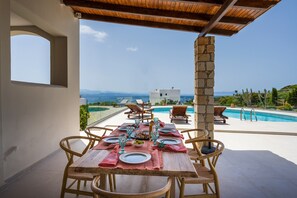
[240,108,258,121]
[240,108,246,120]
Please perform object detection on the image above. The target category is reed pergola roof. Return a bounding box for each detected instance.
[63,0,281,37]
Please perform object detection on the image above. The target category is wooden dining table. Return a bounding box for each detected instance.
[69,123,197,198]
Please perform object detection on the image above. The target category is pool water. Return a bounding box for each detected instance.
[153,107,297,122]
[88,106,109,112]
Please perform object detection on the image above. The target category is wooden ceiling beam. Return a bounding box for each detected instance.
[180,0,278,9]
[63,0,253,25]
[199,0,237,37]
[79,13,237,36]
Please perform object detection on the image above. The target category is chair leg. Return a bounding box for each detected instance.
[113,174,116,190]
[60,169,68,198]
[214,180,220,198]
[179,178,185,198]
[108,174,113,192]
[77,180,81,196]
[203,184,208,193]
[165,190,171,198]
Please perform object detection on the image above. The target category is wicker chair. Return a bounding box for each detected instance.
[85,126,113,140]
[84,127,117,191]
[91,176,172,198]
[181,129,209,162]
[59,136,98,198]
[177,139,225,198]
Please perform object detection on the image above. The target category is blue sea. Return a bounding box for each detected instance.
[80,91,233,104]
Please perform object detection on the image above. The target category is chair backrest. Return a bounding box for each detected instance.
[186,138,224,167]
[125,103,142,113]
[136,99,143,105]
[214,106,226,116]
[91,176,172,198]
[119,99,128,104]
[85,126,113,140]
[182,129,209,141]
[171,105,187,116]
[59,136,98,165]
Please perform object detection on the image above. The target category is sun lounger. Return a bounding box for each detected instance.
[214,106,228,123]
[124,103,154,120]
[169,105,190,123]
[136,99,151,109]
[117,99,129,107]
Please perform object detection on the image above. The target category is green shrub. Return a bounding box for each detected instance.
[184,100,194,106]
[277,102,293,111]
[287,88,297,107]
[218,96,236,106]
[80,105,90,130]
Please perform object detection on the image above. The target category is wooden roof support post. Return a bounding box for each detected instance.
[198,0,238,37]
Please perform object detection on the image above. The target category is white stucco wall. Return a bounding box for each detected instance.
[0,0,11,186]
[150,89,181,104]
[0,0,80,183]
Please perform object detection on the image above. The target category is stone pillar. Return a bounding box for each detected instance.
[194,36,215,138]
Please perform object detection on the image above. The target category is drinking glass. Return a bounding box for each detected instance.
[151,126,159,146]
[154,117,160,131]
[135,119,140,128]
[126,126,134,141]
[118,134,127,154]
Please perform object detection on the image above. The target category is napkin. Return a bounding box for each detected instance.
[151,150,163,170]
[99,147,120,167]
[105,141,132,149]
[159,131,184,139]
[164,144,187,153]
[99,150,119,167]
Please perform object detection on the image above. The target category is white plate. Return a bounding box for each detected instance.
[118,126,128,131]
[103,137,119,144]
[159,128,176,133]
[119,152,151,164]
[157,138,181,145]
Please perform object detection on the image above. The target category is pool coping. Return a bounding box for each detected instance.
[152,105,297,118]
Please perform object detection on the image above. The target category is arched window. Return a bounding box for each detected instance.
[10,26,68,87]
[11,35,50,84]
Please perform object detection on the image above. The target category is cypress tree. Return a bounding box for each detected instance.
[271,88,278,105]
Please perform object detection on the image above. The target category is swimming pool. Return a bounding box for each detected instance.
[153,107,297,122]
[88,106,109,112]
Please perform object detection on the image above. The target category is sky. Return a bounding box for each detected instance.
[11,0,297,95]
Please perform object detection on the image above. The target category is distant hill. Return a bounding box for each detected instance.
[80,89,233,97]
[279,84,297,93]
[80,89,147,96]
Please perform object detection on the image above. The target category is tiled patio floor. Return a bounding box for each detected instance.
[1,110,297,198]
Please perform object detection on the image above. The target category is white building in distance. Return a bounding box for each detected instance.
[149,87,180,105]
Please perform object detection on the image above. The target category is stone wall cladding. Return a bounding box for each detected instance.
[194,36,215,138]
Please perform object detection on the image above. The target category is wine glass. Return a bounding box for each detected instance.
[126,126,134,141]
[118,134,127,154]
[135,119,140,128]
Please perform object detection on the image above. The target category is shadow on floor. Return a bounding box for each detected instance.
[1,143,297,198]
